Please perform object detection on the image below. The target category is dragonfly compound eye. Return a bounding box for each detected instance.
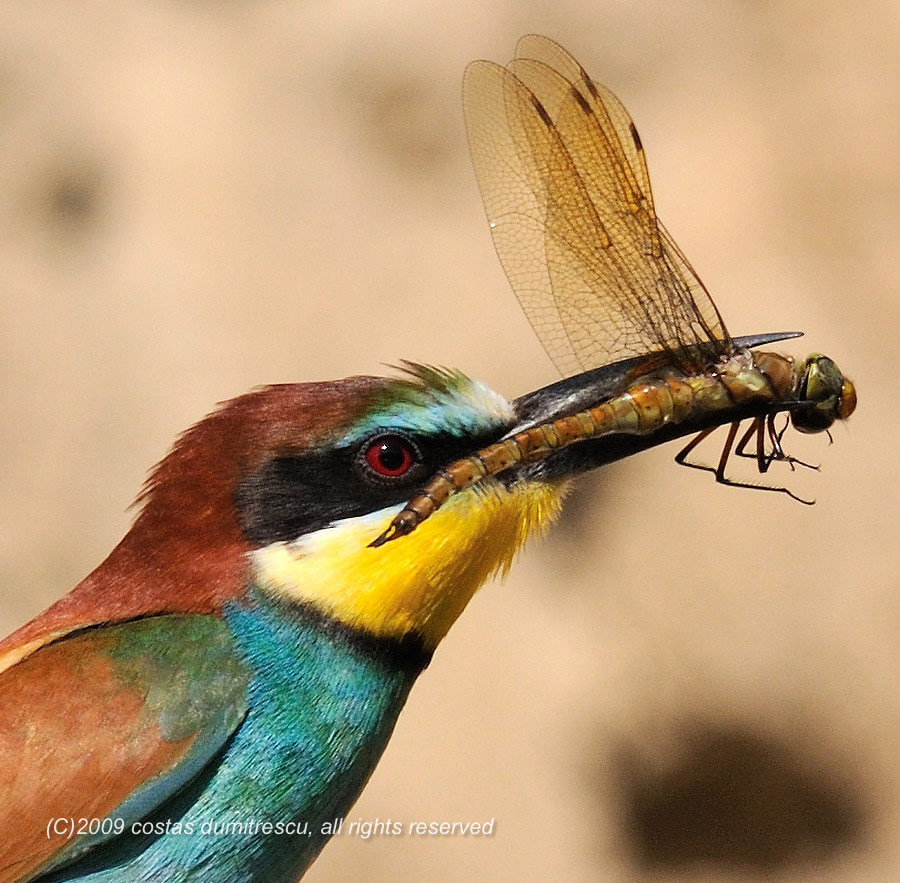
[839,377,858,420]
[791,354,850,434]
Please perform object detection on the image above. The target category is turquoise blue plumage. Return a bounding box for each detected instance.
[38,593,418,882]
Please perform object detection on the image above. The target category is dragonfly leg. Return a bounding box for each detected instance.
[770,414,820,472]
[734,416,818,473]
[714,421,741,482]
[677,423,762,476]
[734,417,770,470]
[720,420,815,504]
[677,422,816,504]
[766,415,794,471]
[674,426,720,476]
[769,414,786,454]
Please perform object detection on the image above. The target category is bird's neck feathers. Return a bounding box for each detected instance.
[0,408,252,669]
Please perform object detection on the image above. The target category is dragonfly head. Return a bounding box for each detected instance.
[791,354,857,434]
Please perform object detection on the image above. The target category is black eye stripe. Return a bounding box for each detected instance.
[234,428,505,546]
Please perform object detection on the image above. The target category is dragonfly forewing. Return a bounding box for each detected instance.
[463,34,732,377]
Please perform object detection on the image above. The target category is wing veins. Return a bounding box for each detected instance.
[464,36,734,376]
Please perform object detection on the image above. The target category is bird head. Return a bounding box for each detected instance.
[1,365,568,669]
[233,366,566,657]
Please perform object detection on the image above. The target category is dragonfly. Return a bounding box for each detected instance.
[372,35,856,546]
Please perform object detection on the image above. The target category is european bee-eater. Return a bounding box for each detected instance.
[0,369,557,882]
[0,364,652,882]
[0,34,854,882]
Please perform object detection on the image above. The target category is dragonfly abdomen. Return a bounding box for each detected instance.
[441,378,698,495]
[510,358,791,462]
[371,356,799,546]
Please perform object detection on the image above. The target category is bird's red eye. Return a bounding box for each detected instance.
[363,435,417,478]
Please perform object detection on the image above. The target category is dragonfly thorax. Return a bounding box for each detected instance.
[791,354,857,434]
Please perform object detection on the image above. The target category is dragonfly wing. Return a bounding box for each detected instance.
[515,35,734,365]
[514,35,655,200]
[463,57,587,376]
[463,35,732,377]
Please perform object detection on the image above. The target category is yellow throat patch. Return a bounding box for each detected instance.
[251,478,567,651]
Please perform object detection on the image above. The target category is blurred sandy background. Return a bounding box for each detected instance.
[0,2,897,880]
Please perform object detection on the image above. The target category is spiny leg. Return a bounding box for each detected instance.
[768,415,792,471]
[771,414,820,472]
[736,414,819,473]
[679,422,762,476]
[676,421,815,504]
[719,420,815,503]
[715,420,741,482]
[769,414,787,458]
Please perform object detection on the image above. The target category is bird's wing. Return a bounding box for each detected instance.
[0,613,250,882]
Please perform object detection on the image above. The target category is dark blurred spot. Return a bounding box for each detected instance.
[614,721,865,872]
[344,69,454,178]
[45,161,105,232]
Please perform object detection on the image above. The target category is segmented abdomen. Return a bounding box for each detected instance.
[374,354,796,545]
[395,376,703,531]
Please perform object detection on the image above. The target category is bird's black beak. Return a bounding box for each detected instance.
[505,332,802,482]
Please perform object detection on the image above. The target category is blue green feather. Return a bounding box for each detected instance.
[339,363,512,443]
[43,593,420,882]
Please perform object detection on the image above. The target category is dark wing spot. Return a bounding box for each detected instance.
[571,85,592,115]
[629,122,643,152]
[532,96,552,127]
[581,70,601,100]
